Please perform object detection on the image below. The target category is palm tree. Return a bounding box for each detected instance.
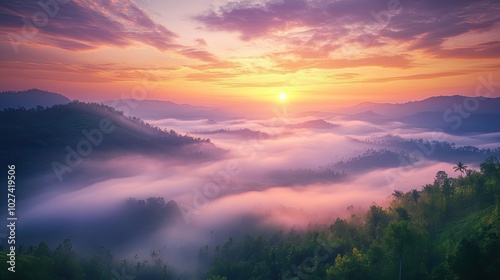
[411,189,420,204]
[392,190,404,199]
[454,162,468,176]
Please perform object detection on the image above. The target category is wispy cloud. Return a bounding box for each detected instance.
[179,48,219,62]
[331,73,361,80]
[0,0,178,51]
[0,60,172,83]
[195,0,500,64]
[194,0,380,41]
[185,71,242,82]
[272,54,414,71]
[195,38,207,46]
[363,71,468,83]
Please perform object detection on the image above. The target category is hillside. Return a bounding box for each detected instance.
[202,158,500,280]
[0,102,219,187]
[0,89,70,109]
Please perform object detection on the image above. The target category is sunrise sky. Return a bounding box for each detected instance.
[1,0,499,110]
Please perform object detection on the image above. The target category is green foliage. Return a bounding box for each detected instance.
[326,248,369,280]
[0,239,176,280]
[366,205,390,240]
[1,159,498,279]
[53,239,85,280]
[203,158,500,280]
[0,253,57,280]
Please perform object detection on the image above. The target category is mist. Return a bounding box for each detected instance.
[8,107,499,276]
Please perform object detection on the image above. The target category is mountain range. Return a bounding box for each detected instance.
[337,95,500,117]
[2,89,500,136]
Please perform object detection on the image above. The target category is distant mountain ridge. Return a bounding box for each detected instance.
[0,89,70,110]
[102,99,239,121]
[319,95,500,134]
[4,90,500,132]
[286,119,340,129]
[337,95,500,117]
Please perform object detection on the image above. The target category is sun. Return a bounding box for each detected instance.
[279,92,287,101]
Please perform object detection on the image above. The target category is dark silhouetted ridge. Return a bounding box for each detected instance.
[0,88,70,109]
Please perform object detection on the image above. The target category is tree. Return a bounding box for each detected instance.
[53,239,84,280]
[411,189,420,204]
[330,218,350,239]
[450,237,485,280]
[454,162,468,176]
[34,242,52,258]
[423,184,435,196]
[480,156,499,177]
[366,205,390,240]
[392,190,404,199]
[395,207,410,221]
[383,221,416,280]
[435,171,448,186]
[326,248,369,280]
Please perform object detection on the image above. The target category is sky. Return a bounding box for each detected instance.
[1,0,499,110]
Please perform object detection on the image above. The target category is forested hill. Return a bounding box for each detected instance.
[204,158,500,280]
[0,89,70,110]
[0,102,219,183]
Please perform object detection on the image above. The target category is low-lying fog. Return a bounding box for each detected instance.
[12,105,500,275]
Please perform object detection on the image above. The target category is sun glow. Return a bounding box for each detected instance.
[279,92,287,101]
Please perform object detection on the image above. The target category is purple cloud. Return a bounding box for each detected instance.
[179,48,218,62]
[194,0,381,41]
[195,38,207,46]
[0,0,178,51]
[381,0,500,57]
[195,0,500,59]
